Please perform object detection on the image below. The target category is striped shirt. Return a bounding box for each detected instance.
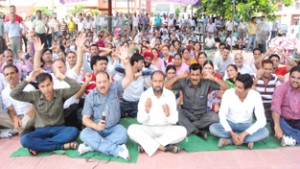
[271,81,300,120]
[253,74,280,103]
[82,80,123,128]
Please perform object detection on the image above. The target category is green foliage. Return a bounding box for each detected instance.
[195,0,294,21]
[91,9,101,16]
[34,7,51,16]
[175,7,181,15]
[67,4,85,15]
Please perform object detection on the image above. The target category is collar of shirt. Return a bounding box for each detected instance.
[39,90,58,100]
[188,78,202,88]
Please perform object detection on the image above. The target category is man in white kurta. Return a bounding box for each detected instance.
[128,71,187,157]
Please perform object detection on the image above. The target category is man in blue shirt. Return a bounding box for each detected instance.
[78,47,134,161]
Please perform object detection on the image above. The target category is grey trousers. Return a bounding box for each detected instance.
[178,108,219,135]
[9,37,21,60]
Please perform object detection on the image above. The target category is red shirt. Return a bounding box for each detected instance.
[4,15,23,23]
[275,66,288,76]
[82,73,96,94]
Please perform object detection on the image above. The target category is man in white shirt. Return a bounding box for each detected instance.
[128,71,187,156]
[0,64,35,135]
[209,74,269,149]
[205,33,215,49]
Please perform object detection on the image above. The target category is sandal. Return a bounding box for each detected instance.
[138,144,145,153]
[164,144,180,153]
[63,141,78,150]
[28,149,38,156]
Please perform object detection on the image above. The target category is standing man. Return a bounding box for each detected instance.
[165,63,229,138]
[246,17,257,52]
[32,10,49,48]
[10,69,81,155]
[256,15,269,53]
[78,47,134,160]
[210,74,269,149]
[128,71,187,157]
[272,66,300,146]
[4,13,22,59]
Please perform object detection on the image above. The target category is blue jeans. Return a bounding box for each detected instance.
[246,35,256,51]
[120,100,138,118]
[209,121,269,144]
[280,118,300,144]
[80,124,128,157]
[21,126,79,152]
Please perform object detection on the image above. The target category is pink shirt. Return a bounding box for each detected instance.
[271,81,300,120]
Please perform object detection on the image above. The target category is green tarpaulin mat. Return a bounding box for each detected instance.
[10,118,139,163]
[10,118,297,162]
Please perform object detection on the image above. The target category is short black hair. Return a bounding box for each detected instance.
[42,48,52,55]
[290,66,300,75]
[4,48,13,54]
[190,63,202,73]
[3,64,18,73]
[253,48,261,54]
[223,46,231,51]
[261,59,274,67]
[90,44,98,49]
[268,54,280,60]
[90,56,108,70]
[36,73,53,86]
[236,74,253,90]
[151,70,165,80]
[130,53,144,66]
[219,42,226,48]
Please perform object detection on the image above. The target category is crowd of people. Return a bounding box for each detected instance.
[0,5,300,160]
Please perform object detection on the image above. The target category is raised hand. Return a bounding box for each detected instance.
[18,50,26,60]
[53,66,65,81]
[84,73,93,83]
[33,37,45,53]
[179,70,189,79]
[256,69,264,79]
[118,46,129,61]
[202,72,215,81]
[75,33,86,49]
[26,69,42,83]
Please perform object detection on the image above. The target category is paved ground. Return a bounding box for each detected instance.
[1,136,300,169]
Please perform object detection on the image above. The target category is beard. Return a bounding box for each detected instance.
[153,87,163,94]
[144,62,151,68]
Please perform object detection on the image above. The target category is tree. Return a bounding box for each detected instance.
[34,7,51,16]
[67,4,85,16]
[175,7,181,15]
[195,0,293,21]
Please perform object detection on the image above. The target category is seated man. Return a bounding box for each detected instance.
[10,69,81,155]
[1,65,35,135]
[128,71,187,157]
[78,49,133,161]
[210,74,269,149]
[165,63,229,139]
[252,60,281,122]
[272,66,300,146]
